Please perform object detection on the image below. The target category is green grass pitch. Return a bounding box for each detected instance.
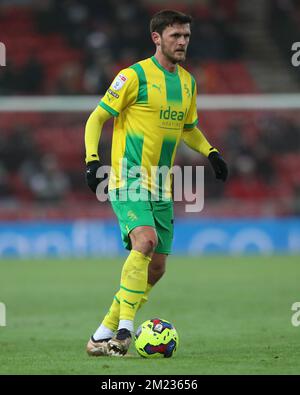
[0,256,300,375]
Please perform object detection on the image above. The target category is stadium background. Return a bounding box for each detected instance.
[0,0,300,375]
[0,0,300,257]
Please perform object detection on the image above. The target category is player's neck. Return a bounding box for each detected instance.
[153,52,177,74]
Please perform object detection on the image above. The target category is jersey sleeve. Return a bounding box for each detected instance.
[99,68,138,117]
[184,76,198,130]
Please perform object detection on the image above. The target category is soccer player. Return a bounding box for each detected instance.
[84,10,228,356]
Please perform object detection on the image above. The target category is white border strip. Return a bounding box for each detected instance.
[0,94,300,111]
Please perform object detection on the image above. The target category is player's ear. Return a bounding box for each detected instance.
[151,32,161,46]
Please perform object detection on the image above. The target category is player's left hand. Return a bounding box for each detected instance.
[208,152,228,182]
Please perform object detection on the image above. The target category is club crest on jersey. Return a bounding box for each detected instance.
[112,73,127,91]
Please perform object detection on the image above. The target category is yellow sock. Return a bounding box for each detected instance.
[119,250,151,321]
[102,294,121,332]
[138,283,153,310]
[102,282,153,331]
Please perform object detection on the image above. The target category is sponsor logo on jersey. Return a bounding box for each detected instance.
[159,106,186,121]
[112,73,127,91]
[108,89,119,98]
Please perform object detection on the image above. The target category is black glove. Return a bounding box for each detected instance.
[86,160,101,193]
[208,151,228,182]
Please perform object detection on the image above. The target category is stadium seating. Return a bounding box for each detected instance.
[0,109,299,219]
[0,2,253,95]
[0,2,299,219]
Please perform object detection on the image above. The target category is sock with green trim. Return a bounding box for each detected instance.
[101,293,120,332]
[138,283,153,310]
[119,250,151,322]
[102,281,153,333]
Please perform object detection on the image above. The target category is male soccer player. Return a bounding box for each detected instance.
[84,10,228,356]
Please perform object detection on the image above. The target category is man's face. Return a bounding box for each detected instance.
[159,23,191,64]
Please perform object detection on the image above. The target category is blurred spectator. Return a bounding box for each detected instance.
[0,61,19,95]
[258,115,300,154]
[224,154,272,200]
[0,164,12,200]
[83,52,112,94]
[222,119,249,179]
[18,55,44,94]
[26,154,70,202]
[0,109,299,217]
[0,0,299,219]
[292,184,300,216]
[223,119,248,154]
[189,22,227,61]
[0,57,44,95]
[253,143,276,185]
[0,0,246,95]
[1,124,40,172]
[54,63,82,94]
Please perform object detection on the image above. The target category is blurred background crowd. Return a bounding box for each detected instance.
[0,0,299,220]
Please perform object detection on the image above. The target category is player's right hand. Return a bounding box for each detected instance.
[208,152,228,182]
[86,160,101,193]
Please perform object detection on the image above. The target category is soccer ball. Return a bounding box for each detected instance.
[134,318,179,358]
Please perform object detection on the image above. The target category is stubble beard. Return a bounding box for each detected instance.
[161,41,186,65]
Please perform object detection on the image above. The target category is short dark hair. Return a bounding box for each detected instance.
[150,9,192,35]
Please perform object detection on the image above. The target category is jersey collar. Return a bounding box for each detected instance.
[151,56,178,77]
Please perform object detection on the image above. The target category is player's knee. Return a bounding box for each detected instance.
[143,235,158,255]
[136,233,158,255]
[130,227,158,255]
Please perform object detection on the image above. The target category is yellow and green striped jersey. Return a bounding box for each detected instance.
[99,56,198,198]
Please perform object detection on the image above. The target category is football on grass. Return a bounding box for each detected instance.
[134,318,179,358]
